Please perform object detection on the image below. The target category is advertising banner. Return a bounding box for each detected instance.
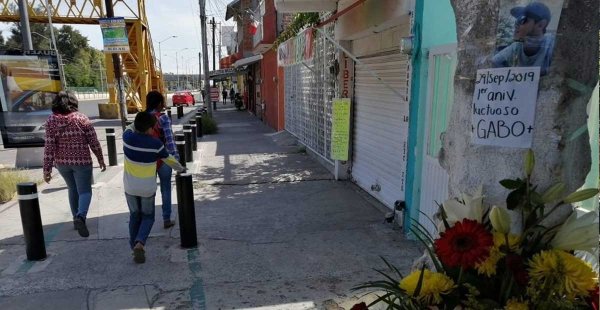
[277,28,314,67]
[331,98,351,161]
[99,17,130,53]
[0,50,61,148]
[471,67,540,148]
[210,87,220,102]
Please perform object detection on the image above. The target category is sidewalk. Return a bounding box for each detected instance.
[0,101,420,309]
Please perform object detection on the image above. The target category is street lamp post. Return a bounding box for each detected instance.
[175,47,188,91]
[31,31,67,88]
[157,35,177,74]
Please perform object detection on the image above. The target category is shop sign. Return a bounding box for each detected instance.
[277,28,314,67]
[338,51,354,99]
[99,17,130,53]
[471,67,540,148]
[331,98,351,160]
[210,87,220,102]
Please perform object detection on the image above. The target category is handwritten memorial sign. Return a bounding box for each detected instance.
[331,98,351,160]
[472,67,540,148]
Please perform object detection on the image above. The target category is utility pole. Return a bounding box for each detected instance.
[18,0,33,50]
[198,51,202,91]
[218,23,222,66]
[211,17,217,111]
[199,0,212,116]
[104,0,128,130]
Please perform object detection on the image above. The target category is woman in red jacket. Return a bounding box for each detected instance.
[43,91,106,238]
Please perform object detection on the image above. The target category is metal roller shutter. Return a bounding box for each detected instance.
[352,52,411,209]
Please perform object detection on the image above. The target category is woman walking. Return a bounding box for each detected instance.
[145,91,178,229]
[43,91,106,237]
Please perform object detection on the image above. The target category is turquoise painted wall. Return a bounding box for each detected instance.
[405,0,457,232]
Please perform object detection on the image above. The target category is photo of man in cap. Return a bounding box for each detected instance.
[492,1,555,75]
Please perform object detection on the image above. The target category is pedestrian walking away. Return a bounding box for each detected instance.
[229,87,235,104]
[43,91,106,238]
[222,88,228,105]
[122,112,185,264]
[145,90,179,229]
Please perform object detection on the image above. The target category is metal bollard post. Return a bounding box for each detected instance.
[175,132,186,167]
[17,183,47,261]
[183,125,193,162]
[195,113,203,138]
[189,120,197,151]
[105,128,118,166]
[176,173,197,248]
[166,109,171,120]
[177,105,184,119]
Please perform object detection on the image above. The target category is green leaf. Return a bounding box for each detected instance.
[413,266,426,298]
[506,186,526,210]
[500,179,523,189]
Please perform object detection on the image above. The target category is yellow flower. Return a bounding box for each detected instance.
[493,232,520,251]
[399,269,455,304]
[476,246,503,276]
[505,299,528,310]
[475,233,521,276]
[528,250,598,299]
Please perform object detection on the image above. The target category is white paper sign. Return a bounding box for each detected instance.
[471,67,540,148]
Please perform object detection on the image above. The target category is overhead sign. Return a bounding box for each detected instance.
[471,67,540,148]
[99,17,130,53]
[0,51,61,148]
[277,28,314,67]
[331,98,351,161]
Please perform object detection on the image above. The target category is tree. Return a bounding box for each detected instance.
[441,0,598,214]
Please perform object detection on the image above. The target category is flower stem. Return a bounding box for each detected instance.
[457,266,464,286]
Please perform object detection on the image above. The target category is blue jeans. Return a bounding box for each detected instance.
[56,165,93,220]
[157,164,173,221]
[125,193,155,249]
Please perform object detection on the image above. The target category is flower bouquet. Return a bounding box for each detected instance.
[353,150,599,309]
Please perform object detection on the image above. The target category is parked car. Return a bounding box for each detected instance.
[172,91,195,106]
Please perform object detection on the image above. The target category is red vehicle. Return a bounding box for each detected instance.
[172,91,195,106]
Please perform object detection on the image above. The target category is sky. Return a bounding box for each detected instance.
[0,0,234,75]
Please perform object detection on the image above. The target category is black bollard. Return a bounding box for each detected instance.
[195,114,203,138]
[212,101,217,111]
[183,125,193,162]
[166,109,172,120]
[106,128,118,166]
[175,132,186,167]
[177,105,184,119]
[176,173,197,248]
[17,183,47,261]
[189,120,197,151]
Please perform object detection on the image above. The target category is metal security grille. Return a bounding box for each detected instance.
[284,25,336,164]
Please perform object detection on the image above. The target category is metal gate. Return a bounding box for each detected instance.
[352,52,411,209]
[284,26,337,163]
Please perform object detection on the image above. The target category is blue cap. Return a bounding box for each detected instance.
[510,2,551,23]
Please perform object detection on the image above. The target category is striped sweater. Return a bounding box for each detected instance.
[122,125,185,197]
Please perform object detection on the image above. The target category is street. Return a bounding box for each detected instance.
[0,101,419,309]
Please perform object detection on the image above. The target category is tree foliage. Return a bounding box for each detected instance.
[273,13,320,49]
[1,21,105,89]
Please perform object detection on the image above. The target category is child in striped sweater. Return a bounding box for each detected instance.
[123,112,185,264]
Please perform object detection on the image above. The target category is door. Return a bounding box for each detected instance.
[352,52,411,209]
[418,44,457,235]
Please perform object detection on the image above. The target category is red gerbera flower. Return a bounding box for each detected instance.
[434,219,493,269]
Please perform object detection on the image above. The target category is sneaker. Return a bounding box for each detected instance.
[163,219,175,229]
[74,217,89,238]
[133,244,145,264]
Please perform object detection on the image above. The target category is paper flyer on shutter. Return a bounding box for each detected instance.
[471,67,540,148]
[331,98,351,161]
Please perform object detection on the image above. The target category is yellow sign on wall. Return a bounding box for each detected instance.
[331,98,351,160]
